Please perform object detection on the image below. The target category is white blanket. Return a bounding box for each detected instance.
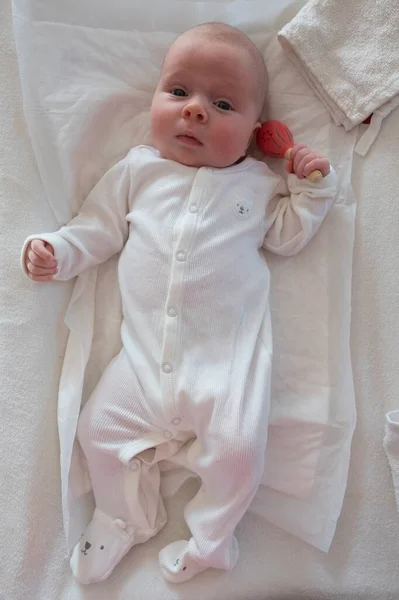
[4,0,399,598]
[278,0,399,156]
[12,0,356,560]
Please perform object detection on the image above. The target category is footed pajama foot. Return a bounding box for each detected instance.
[70,508,135,584]
[158,540,209,583]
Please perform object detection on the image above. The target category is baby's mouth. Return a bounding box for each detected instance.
[177,134,202,147]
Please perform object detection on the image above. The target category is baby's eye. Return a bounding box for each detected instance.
[172,88,188,97]
[214,100,232,111]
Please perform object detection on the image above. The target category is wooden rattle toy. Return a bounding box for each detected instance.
[256,120,323,183]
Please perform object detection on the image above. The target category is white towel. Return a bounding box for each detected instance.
[278,0,399,155]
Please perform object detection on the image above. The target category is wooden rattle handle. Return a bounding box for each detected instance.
[284,148,323,183]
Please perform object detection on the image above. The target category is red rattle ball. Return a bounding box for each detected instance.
[256,120,323,183]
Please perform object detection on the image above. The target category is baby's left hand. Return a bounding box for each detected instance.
[286,144,330,179]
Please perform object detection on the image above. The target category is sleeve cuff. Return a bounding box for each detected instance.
[287,167,337,197]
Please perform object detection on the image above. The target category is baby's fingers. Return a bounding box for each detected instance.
[303,157,330,178]
[28,273,56,283]
[30,239,54,261]
[285,159,294,173]
[286,144,307,174]
[28,247,57,268]
[26,261,58,277]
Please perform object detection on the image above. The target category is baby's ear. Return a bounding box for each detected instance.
[247,122,261,149]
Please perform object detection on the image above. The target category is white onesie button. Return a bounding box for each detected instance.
[189,204,198,214]
[176,250,187,262]
[114,518,127,530]
[163,430,173,440]
[171,417,182,426]
[167,307,178,317]
[130,459,140,472]
[162,362,173,374]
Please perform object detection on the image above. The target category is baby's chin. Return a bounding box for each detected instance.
[156,145,241,169]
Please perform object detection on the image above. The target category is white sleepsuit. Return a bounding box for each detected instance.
[24,145,336,583]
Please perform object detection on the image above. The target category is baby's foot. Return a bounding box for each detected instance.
[70,508,135,584]
[158,540,208,583]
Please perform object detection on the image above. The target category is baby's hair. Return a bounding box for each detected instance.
[181,22,268,116]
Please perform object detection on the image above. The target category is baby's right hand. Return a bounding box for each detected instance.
[25,239,58,282]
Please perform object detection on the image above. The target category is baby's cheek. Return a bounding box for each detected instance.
[151,103,172,139]
[212,125,245,160]
[151,114,165,143]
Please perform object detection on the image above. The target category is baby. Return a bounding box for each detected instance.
[22,23,335,584]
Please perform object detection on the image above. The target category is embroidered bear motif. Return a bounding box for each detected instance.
[234,197,252,220]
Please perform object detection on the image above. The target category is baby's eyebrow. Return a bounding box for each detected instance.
[217,78,240,94]
[161,69,191,83]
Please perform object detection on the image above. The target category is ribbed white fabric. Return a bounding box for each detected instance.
[22,145,337,582]
[383,411,399,512]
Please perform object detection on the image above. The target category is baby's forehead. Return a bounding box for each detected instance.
[163,36,256,80]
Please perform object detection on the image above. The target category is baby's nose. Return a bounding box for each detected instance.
[182,102,208,123]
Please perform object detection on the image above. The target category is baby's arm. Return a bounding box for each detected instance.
[23,154,132,282]
[263,145,336,256]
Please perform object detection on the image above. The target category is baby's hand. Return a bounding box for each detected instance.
[286,144,330,180]
[25,239,58,282]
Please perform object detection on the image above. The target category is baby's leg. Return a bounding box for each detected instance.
[159,432,265,583]
[70,349,168,584]
[159,345,272,583]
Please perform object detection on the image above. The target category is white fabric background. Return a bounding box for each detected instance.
[1,0,398,598]
[12,0,357,555]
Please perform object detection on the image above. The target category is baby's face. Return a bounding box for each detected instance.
[151,35,261,168]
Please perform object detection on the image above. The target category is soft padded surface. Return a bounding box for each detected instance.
[12,0,357,555]
[1,0,399,599]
